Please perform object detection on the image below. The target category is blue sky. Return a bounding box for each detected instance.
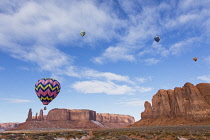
[1,0,210,123]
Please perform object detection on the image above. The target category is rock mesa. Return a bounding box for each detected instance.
[12,108,135,130]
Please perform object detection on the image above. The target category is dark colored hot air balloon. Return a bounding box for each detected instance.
[154,36,160,42]
[80,30,86,37]
[35,78,61,109]
[193,57,198,61]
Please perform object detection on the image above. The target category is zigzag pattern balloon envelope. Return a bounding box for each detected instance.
[35,78,61,105]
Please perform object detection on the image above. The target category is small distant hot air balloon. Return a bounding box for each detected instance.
[80,31,86,37]
[193,57,198,61]
[35,78,61,110]
[154,36,160,42]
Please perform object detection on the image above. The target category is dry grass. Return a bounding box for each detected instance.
[1,125,210,140]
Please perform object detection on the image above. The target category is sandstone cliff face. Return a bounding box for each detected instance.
[46,109,96,121]
[70,109,96,121]
[46,109,69,121]
[96,113,135,123]
[196,83,210,105]
[134,82,210,126]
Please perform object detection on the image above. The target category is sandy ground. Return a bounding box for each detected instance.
[2,128,91,133]
[1,125,210,140]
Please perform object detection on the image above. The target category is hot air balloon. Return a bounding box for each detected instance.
[154,36,160,42]
[80,30,86,37]
[35,78,61,110]
[193,57,198,61]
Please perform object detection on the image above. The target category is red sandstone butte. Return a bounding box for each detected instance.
[131,82,210,127]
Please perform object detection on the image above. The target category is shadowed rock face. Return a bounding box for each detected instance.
[196,83,210,105]
[136,82,210,126]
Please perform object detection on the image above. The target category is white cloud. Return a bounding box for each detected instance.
[165,14,200,28]
[64,66,81,78]
[117,98,146,107]
[135,77,152,83]
[197,75,210,83]
[81,69,132,83]
[137,42,169,58]
[93,46,135,64]
[1,0,209,69]
[63,66,133,83]
[72,80,134,95]
[0,98,33,103]
[27,46,71,71]
[72,80,153,95]
[135,77,146,83]
[0,1,120,44]
[169,37,199,55]
[0,0,123,70]
[151,42,170,57]
[92,0,210,64]
[92,1,163,64]
[161,50,170,57]
[1,1,209,98]
[178,14,199,24]
[178,0,210,13]
[138,50,150,57]
[136,86,153,93]
[144,58,160,65]
[5,45,71,72]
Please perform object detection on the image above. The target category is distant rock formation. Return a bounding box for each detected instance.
[96,113,134,123]
[46,109,96,121]
[0,123,20,130]
[12,108,135,130]
[26,108,32,121]
[131,82,210,126]
[38,109,44,121]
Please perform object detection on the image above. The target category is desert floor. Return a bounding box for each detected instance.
[1,125,210,140]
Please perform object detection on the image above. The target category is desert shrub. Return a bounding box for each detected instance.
[146,135,154,139]
[188,138,198,140]
[140,134,146,138]
[203,133,210,136]
[43,135,56,140]
[180,133,190,136]
[154,131,162,136]
[90,136,102,140]
[17,138,28,140]
[117,135,131,140]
